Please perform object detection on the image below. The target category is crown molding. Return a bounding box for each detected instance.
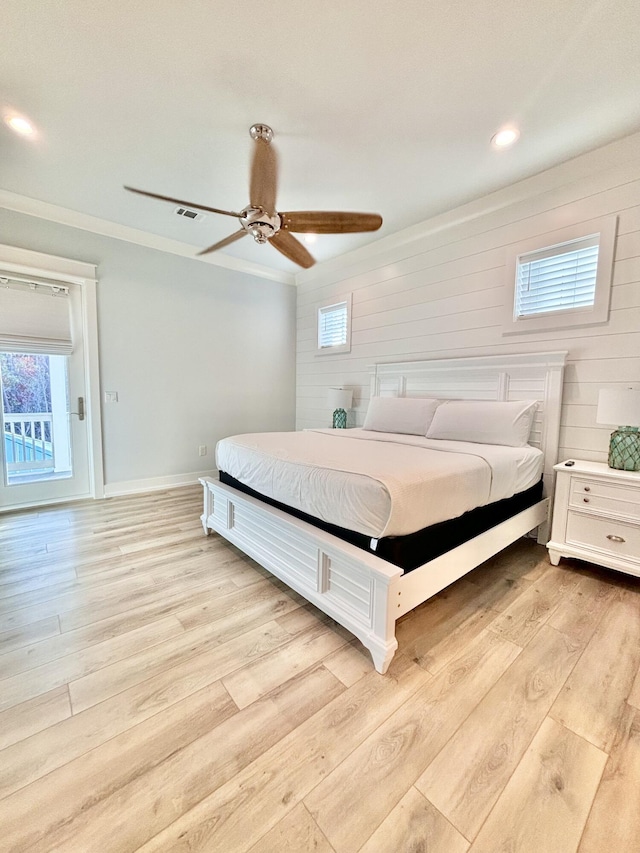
[0,189,295,286]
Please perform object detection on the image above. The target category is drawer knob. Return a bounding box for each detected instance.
[606,534,625,543]
[583,498,590,503]
[584,486,591,492]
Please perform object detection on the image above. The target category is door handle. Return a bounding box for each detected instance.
[70,397,85,421]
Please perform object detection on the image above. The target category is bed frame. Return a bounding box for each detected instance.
[200,351,567,674]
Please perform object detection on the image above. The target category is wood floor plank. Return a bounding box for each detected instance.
[409,604,501,675]
[2,605,207,677]
[323,641,375,687]
[248,802,335,853]
[305,631,521,853]
[468,717,607,853]
[395,578,485,649]
[468,539,549,585]
[0,615,60,655]
[118,528,211,555]
[489,564,580,647]
[69,618,292,713]
[44,522,193,554]
[222,621,350,709]
[0,568,77,599]
[36,576,245,660]
[133,655,427,853]
[0,679,237,852]
[630,668,640,709]
[0,570,156,622]
[396,566,531,670]
[171,588,302,655]
[275,602,330,635]
[0,562,154,612]
[21,666,344,853]
[359,787,470,853]
[415,624,583,840]
[547,571,615,646]
[0,686,71,751]
[550,591,640,752]
[578,704,640,852]
[0,627,299,800]
[58,569,238,632]
[0,615,185,712]
[175,577,293,631]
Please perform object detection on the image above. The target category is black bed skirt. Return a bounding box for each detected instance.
[218,471,544,573]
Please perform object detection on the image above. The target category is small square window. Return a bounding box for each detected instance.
[317,295,352,355]
[503,215,617,335]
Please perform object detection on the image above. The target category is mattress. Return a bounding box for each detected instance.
[215,428,543,539]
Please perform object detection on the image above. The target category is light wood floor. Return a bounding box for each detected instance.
[1,486,640,852]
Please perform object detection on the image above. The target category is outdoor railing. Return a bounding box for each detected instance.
[3,413,55,472]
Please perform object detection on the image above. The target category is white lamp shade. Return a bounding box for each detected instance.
[596,388,640,427]
[328,387,353,410]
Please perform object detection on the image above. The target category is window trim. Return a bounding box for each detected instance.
[316,293,352,355]
[502,215,617,335]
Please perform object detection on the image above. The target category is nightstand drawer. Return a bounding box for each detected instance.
[569,476,640,522]
[566,511,640,562]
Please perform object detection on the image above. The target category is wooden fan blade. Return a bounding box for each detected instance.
[124,186,242,218]
[249,139,277,213]
[197,230,247,256]
[270,231,315,268]
[280,211,383,234]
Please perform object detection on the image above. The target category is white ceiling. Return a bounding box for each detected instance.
[2,0,639,275]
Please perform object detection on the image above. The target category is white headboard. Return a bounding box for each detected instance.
[370,351,567,497]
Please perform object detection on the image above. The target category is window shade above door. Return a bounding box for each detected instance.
[0,275,73,355]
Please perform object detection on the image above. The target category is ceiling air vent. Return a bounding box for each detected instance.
[174,206,205,222]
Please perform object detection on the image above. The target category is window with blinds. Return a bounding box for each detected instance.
[515,237,599,317]
[502,215,617,335]
[317,296,351,354]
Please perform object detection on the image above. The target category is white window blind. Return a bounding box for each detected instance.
[0,275,73,355]
[515,236,599,318]
[318,301,348,349]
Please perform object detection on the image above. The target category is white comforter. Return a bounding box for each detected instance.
[215,428,543,539]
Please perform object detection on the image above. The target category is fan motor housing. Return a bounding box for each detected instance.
[240,207,281,243]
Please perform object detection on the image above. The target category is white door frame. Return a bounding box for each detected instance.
[0,242,104,503]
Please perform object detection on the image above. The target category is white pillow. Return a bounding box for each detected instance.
[426,399,538,447]
[363,396,441,435]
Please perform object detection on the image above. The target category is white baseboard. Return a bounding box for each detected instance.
[104,469,217,498]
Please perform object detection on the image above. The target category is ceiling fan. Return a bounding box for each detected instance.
[124,124,382,268]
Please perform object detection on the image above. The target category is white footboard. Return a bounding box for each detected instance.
[200,478,402,673]
[201,478,549,674]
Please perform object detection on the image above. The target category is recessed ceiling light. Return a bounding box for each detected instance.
[491,127,520,150]
[303,234,317,244]
[4,113,37,137]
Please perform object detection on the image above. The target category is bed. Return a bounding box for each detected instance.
[200,351,567,673]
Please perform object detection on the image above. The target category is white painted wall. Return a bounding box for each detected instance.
[295,132,640,464]
[0,209,296,492]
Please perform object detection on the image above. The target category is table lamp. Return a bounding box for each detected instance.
[328,388,353,429]
[596,387,640,471]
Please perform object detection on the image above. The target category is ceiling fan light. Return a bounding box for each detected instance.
[251,228,268,244]
[491,127,520,149]
[304,234,317,244]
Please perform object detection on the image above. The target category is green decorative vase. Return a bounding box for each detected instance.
[332,408,347,429]
[608,426,640,471]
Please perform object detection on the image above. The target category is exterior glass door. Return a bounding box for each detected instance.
[1,353,72,485]
[0,283,91,509]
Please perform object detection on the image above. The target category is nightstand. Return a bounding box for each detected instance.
[547,460,640,578]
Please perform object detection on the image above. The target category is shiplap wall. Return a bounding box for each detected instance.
[295,131,640,464]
